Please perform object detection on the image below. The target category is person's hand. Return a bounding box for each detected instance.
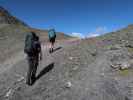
[40,55,42,61]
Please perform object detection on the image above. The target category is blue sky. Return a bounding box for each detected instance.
[1,0,133,38]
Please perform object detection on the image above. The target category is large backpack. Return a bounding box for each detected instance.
[48,29,56,39]
[32,36,41,54]
[24,32,40,56]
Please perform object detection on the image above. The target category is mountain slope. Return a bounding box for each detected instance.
[0,25,133,100]
[0,6,71,62]
[99,24,133,46]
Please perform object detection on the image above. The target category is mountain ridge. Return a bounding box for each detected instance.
[0,6,72,62]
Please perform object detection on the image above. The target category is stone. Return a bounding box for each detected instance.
[120,62,130,70]
[72,66,78,71]
[69,57,73,60]
[91,49,97,56]
[110,44,121,50]
[110,61,131,70]
[110,64,121,69]
[5,88,14,98]
[65,81,72,88]
[125,41,133,48]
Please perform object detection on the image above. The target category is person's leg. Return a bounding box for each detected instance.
[51,37,55,52]
[51,42,54,52]
[49,43,52,53]
[26,57,34,85]
[49,38,52,53]
[32,56,39,81]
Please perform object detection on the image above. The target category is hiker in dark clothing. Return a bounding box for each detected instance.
[48,28,56,53]
[24,32,42,85]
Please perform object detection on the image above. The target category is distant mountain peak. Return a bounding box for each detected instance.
[0,6,8,13]
[127,24,133,28]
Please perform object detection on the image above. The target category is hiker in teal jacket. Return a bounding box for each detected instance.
[48,28,56,53]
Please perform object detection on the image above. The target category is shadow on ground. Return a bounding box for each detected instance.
[36,63,54,80]
[52,46,62,53]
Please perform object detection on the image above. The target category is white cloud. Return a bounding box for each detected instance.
[87,26,107,38]
[69,26,108,39]
[87,33,100,37]
[71,32,85,39]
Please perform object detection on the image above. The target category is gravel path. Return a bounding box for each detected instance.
[0,39,132,100]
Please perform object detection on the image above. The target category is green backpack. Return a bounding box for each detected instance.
[24,32,35,56]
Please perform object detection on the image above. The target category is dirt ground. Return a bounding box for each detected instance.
[0,39,133,100]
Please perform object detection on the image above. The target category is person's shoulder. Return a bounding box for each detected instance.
[48,29,51,32]
[25,32,32,36]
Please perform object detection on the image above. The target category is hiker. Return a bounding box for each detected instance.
[48,28,56,53]
[24,32,42,85]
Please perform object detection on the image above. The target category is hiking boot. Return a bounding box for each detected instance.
[26,74,35,86]
[31,75,36,84]
[49,48,52,53]
[51,48,54,53]
[26,79,32,86]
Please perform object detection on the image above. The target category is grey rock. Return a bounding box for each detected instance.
[110,44,122,50]
[65,81,72,88]
[119,61,130,70]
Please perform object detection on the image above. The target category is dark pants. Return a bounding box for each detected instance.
[49,37,56,44]
[26,55,39,85]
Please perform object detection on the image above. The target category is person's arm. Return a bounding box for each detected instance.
[40,50,42,60]
[48,30,50,39]
[39,42,42,60]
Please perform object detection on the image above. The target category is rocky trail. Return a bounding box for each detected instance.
[0,39,133,100]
